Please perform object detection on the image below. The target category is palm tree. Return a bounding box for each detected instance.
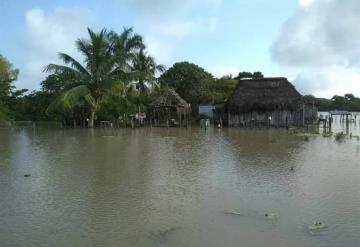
[44,28,144,128]
[129,48,165,94]
[108,27,144,54]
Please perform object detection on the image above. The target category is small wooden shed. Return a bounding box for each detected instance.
[150,89,191,127]
[226,77,317,127]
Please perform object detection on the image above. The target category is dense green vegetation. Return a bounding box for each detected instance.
[1,27,360,127]
[159,62,213,112]
[0,54,19,121]
[304,94,360,112]
[205,76,238,104]
[1,28,166,127]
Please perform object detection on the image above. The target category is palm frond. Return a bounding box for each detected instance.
[62,85,92,109]
[156,64,166,73]
[46,94,65,115]
[76,38,91,58]
[58,53,90,77]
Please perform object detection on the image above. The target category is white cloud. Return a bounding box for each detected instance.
[144,36,174,65]
[211,65,240,78]
[127,0,222,19]
[16,7,94,90]
[149,20,197,40]
[271,0,360,97]
[299,0,315,7]
[147,16,218,40]
[25,7,93,56]
[293,66,360,98]
[126,0,221,67]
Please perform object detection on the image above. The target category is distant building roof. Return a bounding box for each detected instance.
[150,89,190,109]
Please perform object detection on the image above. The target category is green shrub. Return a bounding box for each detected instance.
[335,132,346,142]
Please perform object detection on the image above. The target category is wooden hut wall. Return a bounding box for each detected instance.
[304,104,318,123]
[227,109,304,127]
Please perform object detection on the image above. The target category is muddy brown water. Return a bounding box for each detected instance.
[0,119,359,246]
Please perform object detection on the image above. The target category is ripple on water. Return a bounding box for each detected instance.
[0,126,359,247]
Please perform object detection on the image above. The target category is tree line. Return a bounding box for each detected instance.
[1,27,360,127]
[304,94,360,112]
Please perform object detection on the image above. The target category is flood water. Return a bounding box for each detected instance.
[0,119,360,246]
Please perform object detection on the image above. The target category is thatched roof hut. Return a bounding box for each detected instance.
[150,89,190,127]
[227,77,303,113]
[225,77,317,127]
[150,88,190,109]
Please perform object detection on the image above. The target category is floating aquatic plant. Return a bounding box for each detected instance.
[224,209,244,216]
[264,212,278,220]
[308,222,326,231]
[335,132,346,142]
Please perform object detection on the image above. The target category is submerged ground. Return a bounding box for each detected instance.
[0,120,359,247]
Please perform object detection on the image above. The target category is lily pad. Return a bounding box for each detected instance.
[264,212,279,220]
[224,209,244,216]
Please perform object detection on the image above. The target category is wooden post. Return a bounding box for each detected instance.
[302,103,305,126]
[138,105,141,128]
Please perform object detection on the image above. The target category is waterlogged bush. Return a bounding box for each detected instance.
[323,132,332,138]
[335,132,346,142]
[0,119,11,128]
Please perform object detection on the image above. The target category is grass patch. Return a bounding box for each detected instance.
[289,127,320,136]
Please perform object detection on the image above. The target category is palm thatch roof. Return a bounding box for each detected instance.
[150,88,190,109]
[227,77,303,112]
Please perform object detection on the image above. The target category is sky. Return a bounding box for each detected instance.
[0,0,359,98]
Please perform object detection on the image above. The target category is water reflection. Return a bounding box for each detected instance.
[0,123,359,247]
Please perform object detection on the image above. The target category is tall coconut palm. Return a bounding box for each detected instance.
[129,48,165,94]
[108,27,144,54]
[44,28,144,128]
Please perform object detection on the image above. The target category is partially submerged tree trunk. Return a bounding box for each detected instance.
[88,101,99,128]
[89,111,95,128]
